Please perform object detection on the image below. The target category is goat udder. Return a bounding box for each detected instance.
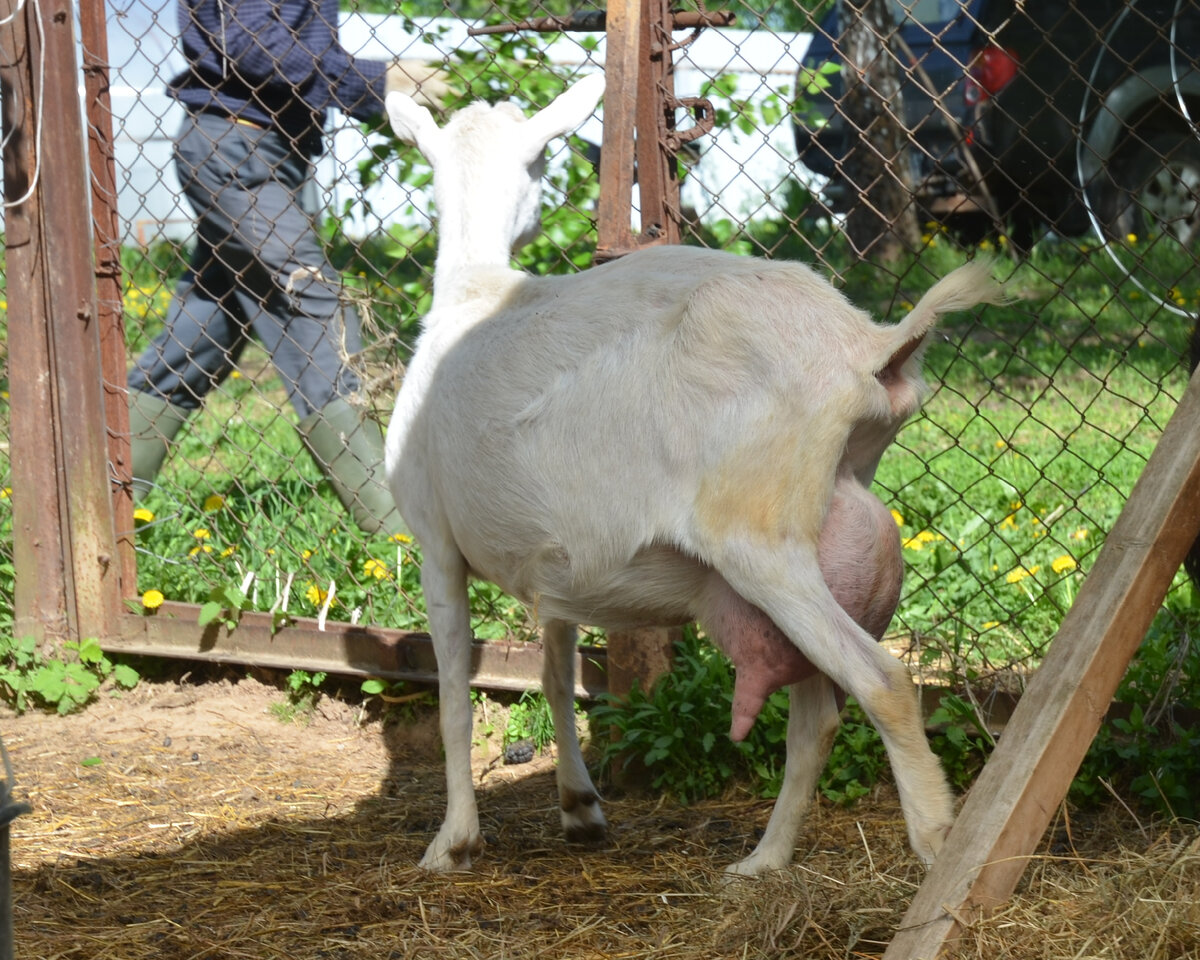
[728,634,817,741]
[701,588,817,742]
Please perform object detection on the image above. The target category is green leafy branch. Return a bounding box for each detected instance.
[0,636,139,715]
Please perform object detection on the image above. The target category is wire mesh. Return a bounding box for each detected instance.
[4,0,1198,698]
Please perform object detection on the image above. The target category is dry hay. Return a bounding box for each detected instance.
[3,672,1198,959]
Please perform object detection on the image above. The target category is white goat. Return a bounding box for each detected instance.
[384,73,1007,877]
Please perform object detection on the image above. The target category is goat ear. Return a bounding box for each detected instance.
[386,92,442,162]
[523,73,605,157]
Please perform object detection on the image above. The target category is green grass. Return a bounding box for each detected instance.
[866,234,1195,680]
[5,198,1195,707]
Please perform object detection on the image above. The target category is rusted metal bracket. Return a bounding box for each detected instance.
[469,1,733,261]
[467,9,734,35]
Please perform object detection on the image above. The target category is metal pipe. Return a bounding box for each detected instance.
[0,738,31,960]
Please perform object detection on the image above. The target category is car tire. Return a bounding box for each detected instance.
[1100,130,1200,247]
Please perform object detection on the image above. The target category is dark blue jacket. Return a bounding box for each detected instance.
[168,0,389,156]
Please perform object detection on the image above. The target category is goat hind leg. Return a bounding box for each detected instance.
[856,653,955,865]
[542,619,607,843]
[725,672,841,878]
[712,548,954,867]
[418,547,483,871]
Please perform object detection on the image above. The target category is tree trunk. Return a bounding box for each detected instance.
[837,0,921,262]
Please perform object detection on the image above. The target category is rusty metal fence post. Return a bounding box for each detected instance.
[80,0,138,600]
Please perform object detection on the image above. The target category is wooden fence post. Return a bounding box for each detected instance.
[3,0,123,648]
[595,0,677,704]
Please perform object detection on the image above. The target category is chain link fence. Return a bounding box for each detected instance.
[3,0,1198,702]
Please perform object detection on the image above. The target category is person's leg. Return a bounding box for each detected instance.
[126,115,256,499]
[214,128,402,535]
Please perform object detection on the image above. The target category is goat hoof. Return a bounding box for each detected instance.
[420,833,483,872]
[564,821,608,844]
[561,788,607,844]
[912,820,953,868]
[722,850,788,881]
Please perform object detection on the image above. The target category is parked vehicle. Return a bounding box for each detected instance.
[793,0,1200,246]
[793,0,982,225]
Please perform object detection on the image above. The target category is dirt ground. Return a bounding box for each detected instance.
[3,666,1198,959]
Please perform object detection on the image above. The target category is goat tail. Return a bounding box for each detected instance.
[879,257,1011,375]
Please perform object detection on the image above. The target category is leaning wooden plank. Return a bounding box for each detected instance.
[884,366,1200,960]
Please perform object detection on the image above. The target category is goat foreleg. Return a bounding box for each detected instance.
[419,545,482,872]
[541,619,608,843]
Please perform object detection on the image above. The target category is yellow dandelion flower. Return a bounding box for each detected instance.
[193,528,211,540]
[301,549,314,560]
[364,558,392,580]
[203,493,226,512]
[221,546,237,558]
[390,532,413,544]
[1006,565,1039,584]
[981,620,999,630]
[999,513,1018,530]
[230,370,242,379]
[916,530,942,543]
[189,544,213,557]
[0,487,11,500]
[142,589,165,610]
[994,439,1007,450]
[133,506,155,524]
[305,583,334,607]
[890,509,904,527]
[902,537,925,551]
[1070,527,1089,540]
[1126,233,1138,244]
[1051,555,1077,574]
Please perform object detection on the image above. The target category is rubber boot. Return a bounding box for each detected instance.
[298,398,406,537]
[128,390,191,503]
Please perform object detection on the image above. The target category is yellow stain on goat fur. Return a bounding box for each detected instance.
[694,413,843,545]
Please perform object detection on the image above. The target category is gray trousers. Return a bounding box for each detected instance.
[128,111,362,419]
